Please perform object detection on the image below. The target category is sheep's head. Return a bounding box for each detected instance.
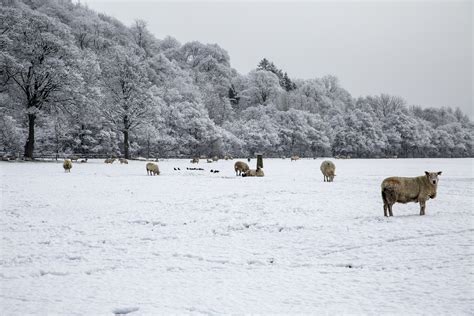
[425,171,442,185]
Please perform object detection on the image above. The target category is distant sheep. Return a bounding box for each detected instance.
[242,167,264,177]
[80,158,88,163]
[234,161,250,176]
[146,162,160,176]
[190,157,199,164]
[70,156,79,162]
[207,159,213,163]
[105,158,115,164]
[320,160,336,182]
[63,159,72,172]
[212,156,219,162]
[291,156,300,161]
[381,171,442,216]
[119,158,128,164]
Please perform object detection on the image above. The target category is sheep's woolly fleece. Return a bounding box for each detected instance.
[0,158,472,314]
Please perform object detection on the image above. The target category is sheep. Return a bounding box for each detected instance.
[242,167,264,177]
[146,162,160,176]
[80,158,88,163]
[70,156,79,162]
[105,158,115,164]
[234,161,250,176]
[291,155,300,161]
[190,157,199,164]
[381,171,442,217]
[212,156,219,162]
[207,159,213,163]
[320,160,336,182]
[224,155,229,160]
[119,158,128,164]
[63,159,72,172]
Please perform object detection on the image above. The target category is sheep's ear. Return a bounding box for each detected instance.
[425,171,430,177]
[437,171,442,175]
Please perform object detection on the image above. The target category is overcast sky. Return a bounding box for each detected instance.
[83,0,472,117]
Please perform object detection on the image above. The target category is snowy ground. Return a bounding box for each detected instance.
[0,158,473,315]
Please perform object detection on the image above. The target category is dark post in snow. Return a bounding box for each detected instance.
[256,153,263,169]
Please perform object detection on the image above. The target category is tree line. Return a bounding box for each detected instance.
[1,0,472,159]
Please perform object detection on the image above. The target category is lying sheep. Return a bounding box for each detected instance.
[80,158,88,163]
[291,156,300,161]
[146,162,160,176]
[190,157,199,164]
[212,156,219,162]
[207,159,213,163]
[242,167,264,177]
[63,159,72,172]
[234,161,250,176]
[320,160,336,182]
[119,158,128,164]
[381,171,442,217]
[105,158,115,164]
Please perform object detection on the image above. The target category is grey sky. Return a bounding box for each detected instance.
[83,0,473,117]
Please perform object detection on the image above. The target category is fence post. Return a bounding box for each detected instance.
[256,153,263,169]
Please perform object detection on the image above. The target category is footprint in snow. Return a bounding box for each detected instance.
[112,306,139,315]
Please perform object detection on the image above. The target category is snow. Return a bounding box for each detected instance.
[1,158,473,314]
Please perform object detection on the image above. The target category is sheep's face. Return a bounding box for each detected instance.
[425,171,442,185]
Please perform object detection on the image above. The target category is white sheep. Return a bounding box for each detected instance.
[146,162,160,176]
[63,159,72,172]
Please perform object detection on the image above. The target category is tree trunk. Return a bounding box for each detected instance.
[123,116,130,159]
[24,114,35,159]
[146,137,150,159]
[123,129,130,159]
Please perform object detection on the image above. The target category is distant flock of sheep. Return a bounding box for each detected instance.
[61,156,441,217]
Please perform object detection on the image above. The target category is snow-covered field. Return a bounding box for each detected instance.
[1,158,473,315]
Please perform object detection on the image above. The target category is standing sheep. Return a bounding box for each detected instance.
[320,160,336,182]
[234,161,250,176]
[146,162,160,176]
[63,159,72,172]
[381,171,442,217]
[190,157,199,164]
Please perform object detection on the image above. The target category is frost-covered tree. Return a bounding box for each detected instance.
[1,6,83,158]
[240,70,282,107]
[101,46,160,159]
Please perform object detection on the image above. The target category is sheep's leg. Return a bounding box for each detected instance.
[388,204,393,216]
[383,203,388,217]
[420,201,426,216]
